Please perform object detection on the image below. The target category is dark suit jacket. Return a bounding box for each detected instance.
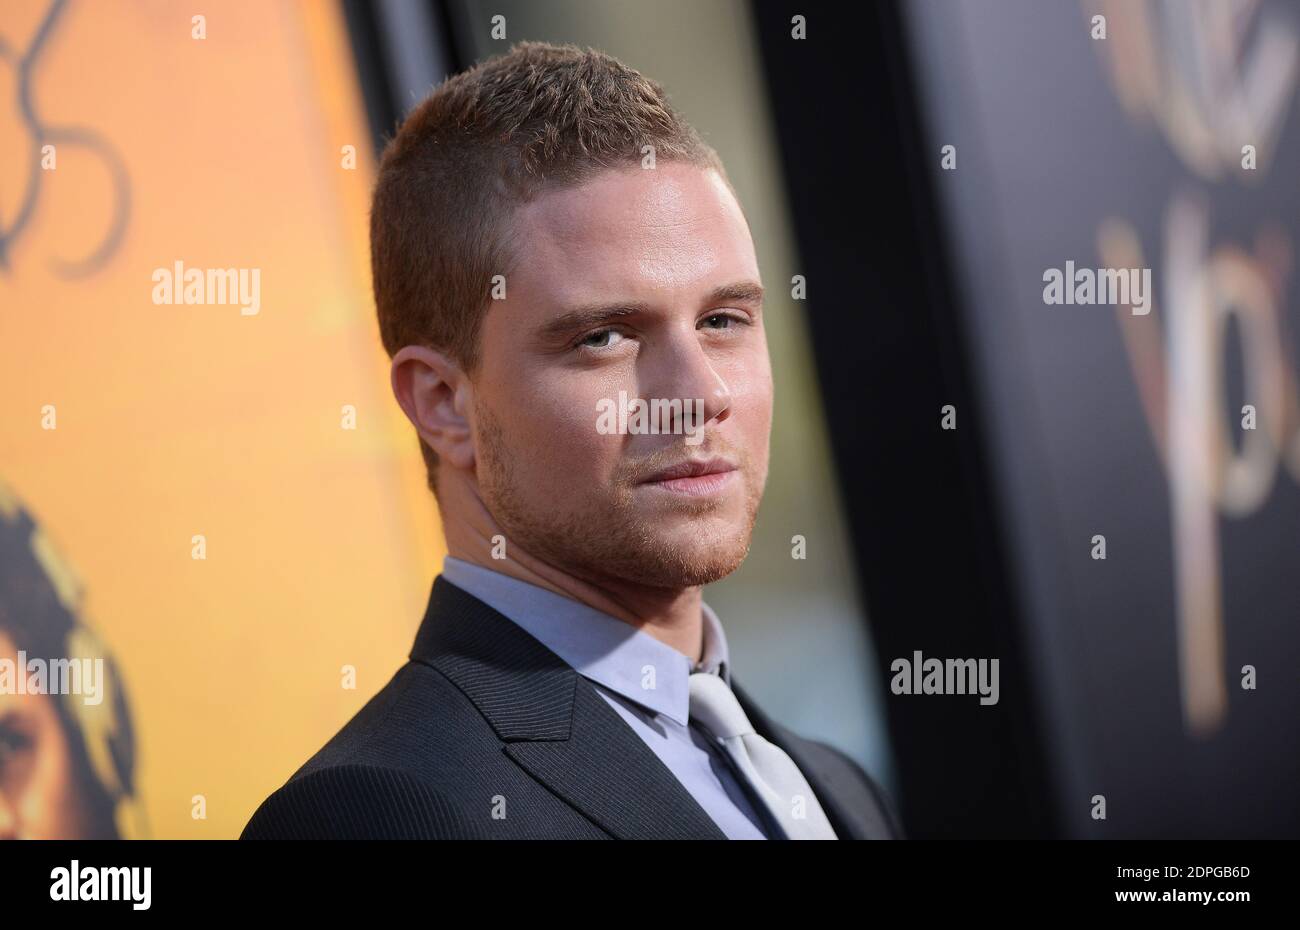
[241,576,903,839]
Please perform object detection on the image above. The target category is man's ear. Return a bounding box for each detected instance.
[390,345,476,471]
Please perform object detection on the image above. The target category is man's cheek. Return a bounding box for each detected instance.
[527,417,610,482]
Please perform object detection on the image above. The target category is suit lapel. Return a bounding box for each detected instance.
[409,577,726,839]
[503,683,727,839]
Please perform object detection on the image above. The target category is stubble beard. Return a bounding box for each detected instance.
[474,403,765,590]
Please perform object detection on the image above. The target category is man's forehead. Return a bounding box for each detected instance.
[521,162,738,233]
[509,164,756,302]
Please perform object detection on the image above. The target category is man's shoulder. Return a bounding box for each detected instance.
[731,677,905,839]
[779,729,905,840]
[239,761,491,839]
[240,660,499,839]
[816,741,906,839]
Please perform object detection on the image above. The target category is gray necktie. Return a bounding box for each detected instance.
[688,670,838,840]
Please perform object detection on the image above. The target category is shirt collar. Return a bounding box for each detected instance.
[439,556,731,726]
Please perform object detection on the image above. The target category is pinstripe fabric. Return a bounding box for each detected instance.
[240,764,493,839]
[241,576,903,840]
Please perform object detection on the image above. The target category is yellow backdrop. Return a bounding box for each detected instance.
[0,0,443,838]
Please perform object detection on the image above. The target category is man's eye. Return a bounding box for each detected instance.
[578,329,624,349]
[701,312,743,330]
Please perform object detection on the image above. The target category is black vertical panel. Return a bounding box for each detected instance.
[340,0,467,154]
[751,0,1060,838]
[341,0,400,153]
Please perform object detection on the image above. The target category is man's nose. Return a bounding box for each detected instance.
[645,329,732,430]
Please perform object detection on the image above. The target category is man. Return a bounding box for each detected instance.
[242,41,900,840]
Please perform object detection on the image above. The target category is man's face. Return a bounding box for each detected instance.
[471,162,772,590]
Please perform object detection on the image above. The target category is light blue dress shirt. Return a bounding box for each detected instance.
[440,556,773,839]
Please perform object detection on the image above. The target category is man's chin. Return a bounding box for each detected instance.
[609,490,760,587]
[615,527,753,588]
[660,554,747,588]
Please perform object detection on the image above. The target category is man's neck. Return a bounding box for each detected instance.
[440,490,705,662]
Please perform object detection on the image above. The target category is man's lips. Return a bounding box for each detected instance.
[638,457,739,495]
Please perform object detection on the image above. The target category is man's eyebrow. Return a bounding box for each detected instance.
[537,304,647,343]
[537,280,765,343]
[705,280,765,308]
